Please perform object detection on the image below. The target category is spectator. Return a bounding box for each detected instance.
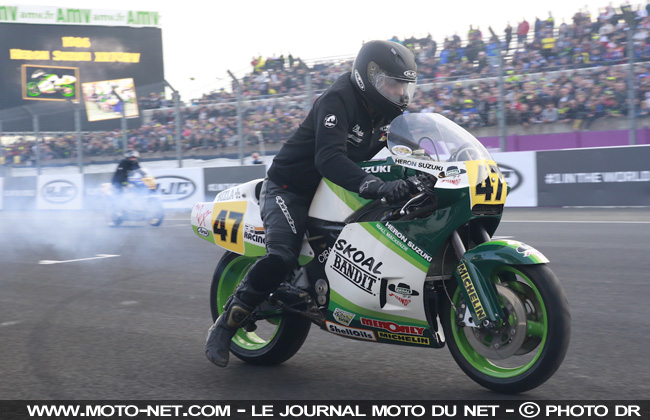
[541,102,560,122]
[518,18,530,44]
[251,152,264,164]
[505,22,513,52]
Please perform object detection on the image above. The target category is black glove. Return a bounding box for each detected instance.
[359,176,411,204]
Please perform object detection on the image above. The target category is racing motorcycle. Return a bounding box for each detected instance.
[26,70,77,98]
[190,113,570,393]
[102,169,164,227]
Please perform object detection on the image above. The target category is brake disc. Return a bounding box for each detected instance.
[463,284,527,360]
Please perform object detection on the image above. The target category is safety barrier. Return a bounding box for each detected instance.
[1,145,649,210]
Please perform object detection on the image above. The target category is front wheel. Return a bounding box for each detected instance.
[441,264,570,393]
[210,252,311,365]
[147,197,164,226]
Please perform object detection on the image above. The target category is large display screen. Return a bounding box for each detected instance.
[82,77,139,121]
[0,22,163,131]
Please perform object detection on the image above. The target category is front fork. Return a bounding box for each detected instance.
[450,227,505,328]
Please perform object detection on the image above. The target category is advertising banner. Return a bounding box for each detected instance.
[149,167,205,209]
[537,145,650,206]
[36,173,83,210]
[2,176,37,210]
[0,6,160,27]
[491,151,537,207]
[203,165,267,202]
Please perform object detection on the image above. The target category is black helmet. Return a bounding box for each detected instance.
[351,40,417,119]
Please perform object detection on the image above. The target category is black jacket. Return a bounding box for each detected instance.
[112,158,140,186]
[267,73,392,196]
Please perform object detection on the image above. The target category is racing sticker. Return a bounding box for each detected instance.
[211,201,247,254]
[192,202,215,242]
[333,308,355,326]
[360,317,426,336]
[465,160,507,207]
[243,224,265,245]
[457,261,487,322]
[377,331,430,346]
[391,145,412,156]
[330,238,383,296]
[387,282,420,307]
[325,321,376,341]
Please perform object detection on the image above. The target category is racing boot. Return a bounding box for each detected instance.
[205,276,271,367]
[205,254,290,367]
[205,295,253,367]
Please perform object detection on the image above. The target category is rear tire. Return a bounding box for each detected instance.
[210,252,311,365]
[441,264,570,393]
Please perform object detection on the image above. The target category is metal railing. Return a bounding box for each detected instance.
[2,46,649,175]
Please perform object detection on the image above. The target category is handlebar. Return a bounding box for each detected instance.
[406,173,438,196]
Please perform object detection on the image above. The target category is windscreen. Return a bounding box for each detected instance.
[387,113,492,162]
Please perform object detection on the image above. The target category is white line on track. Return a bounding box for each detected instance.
[38,254,120,265]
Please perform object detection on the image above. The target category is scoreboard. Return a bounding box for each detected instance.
[0,6,164,131]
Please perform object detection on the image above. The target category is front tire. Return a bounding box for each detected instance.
[147,197,164,226]
[441,264,570,393]
[210,252,311,365]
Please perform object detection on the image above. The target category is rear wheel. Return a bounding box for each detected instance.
[441,264,570,393]
[210,252,311,365]
[27,82,40,96]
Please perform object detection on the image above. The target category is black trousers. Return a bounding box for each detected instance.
[235,178,312,303]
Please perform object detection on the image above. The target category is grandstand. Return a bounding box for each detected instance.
[2,1,650,169]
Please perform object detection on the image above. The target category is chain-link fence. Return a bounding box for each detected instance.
[2,40,650,176]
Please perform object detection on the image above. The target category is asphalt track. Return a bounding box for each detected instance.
[1,208,649,401]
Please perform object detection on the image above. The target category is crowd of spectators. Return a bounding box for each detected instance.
[186,2,650,102]
[4,2,650,165]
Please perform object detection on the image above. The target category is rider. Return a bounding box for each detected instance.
[205,40,418,367]
[112,149,141,193]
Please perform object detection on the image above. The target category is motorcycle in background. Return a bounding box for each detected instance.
[102,169,164,227]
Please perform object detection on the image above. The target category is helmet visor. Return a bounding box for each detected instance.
[369,65,416,109]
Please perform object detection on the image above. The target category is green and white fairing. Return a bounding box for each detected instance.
[324,222,438,347]
[190,179,315,265]
[318,113,548,346]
